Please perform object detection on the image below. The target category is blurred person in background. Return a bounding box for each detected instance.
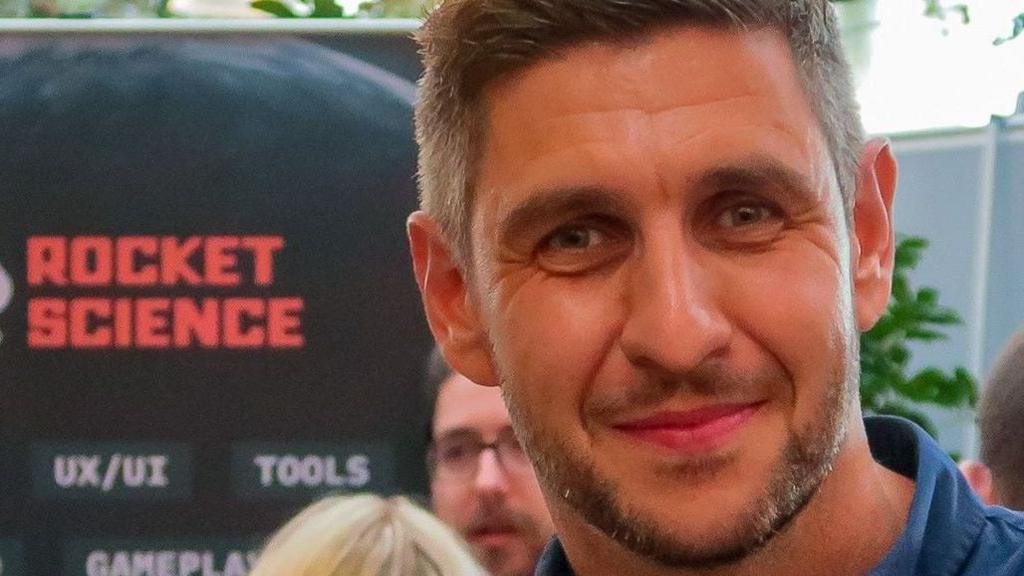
[426,348,555,576]
[960,329,1024,510]
[249,493,487,576]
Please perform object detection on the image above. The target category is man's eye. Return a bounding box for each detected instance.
[440,443,475,463]
[533,217,631,274]
[544,226,605,251]
[716,203,778,228]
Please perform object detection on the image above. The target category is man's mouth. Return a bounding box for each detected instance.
[467,524,519,547]
[612,401,765,454]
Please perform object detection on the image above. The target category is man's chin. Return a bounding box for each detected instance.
[576,432,839,570]
[470,538,533,576]
[607,508,777,569]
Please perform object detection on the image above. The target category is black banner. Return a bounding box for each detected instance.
[0,28,429,575]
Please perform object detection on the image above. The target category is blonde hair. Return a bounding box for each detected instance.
[249,494,488,576]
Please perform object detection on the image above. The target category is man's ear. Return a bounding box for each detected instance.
[959,460,999,506]
[407,211,498,387]
[852,138,898,331]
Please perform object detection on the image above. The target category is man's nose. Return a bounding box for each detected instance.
[473,447,510,495]
[619,234,731,376]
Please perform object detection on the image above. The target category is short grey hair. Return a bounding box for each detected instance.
[415,0,863,266]
[978,330,1024,509]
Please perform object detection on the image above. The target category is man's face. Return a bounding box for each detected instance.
[458,27,869,568]
[430,373,555,576]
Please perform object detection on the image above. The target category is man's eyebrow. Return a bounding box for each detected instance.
[434,427,480,443]
[436,425,517,441]
[497,187,631,245]
[695,157,820,201]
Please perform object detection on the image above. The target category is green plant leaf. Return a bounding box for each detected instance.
[994,13,1024,45]
[894,368,941,402]
[859,234,976,451]
[887,344,910,365]
[932,369,974,406]
[953,4,969,25]
[955,367,978,407]
[923,307,962,324]
[890,275,912,304]
[311,0,345,17]
[155,0,174,17]
[916,287,938,306]
[921,1,970,25]
[894,236,928,270]
[905,328,947,342]
[866,314,898,341]
[859,369,887,404]
[250,0,297,17]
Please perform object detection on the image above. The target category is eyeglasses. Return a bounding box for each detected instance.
[428,427,531,481]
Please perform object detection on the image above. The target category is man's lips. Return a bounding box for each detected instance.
[467,525,519,546]
[612,402,765,454]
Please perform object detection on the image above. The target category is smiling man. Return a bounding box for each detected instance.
[407,1,1024,575]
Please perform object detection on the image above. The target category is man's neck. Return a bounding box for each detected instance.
[553,426,915,576]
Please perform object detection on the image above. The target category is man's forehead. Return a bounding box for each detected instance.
[483,26,798,126]
[433,373,512,434]
[473,24,832,220]
[476,25,823,183]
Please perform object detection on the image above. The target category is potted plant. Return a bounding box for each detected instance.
[859,235,977,442]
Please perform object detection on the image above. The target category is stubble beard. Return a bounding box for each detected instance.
[500,345,856,571]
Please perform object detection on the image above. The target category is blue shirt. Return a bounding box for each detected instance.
[535,416,1024,575]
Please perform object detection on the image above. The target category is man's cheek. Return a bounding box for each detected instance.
[737,265,847,389]
[433,487,468,525]
[502,287,618,367]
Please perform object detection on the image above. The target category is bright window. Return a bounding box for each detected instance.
[854,0,1024,134]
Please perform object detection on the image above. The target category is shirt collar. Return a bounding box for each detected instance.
[867,415,988,575]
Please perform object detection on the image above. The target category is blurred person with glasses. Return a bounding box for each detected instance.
[425,347,555,576]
